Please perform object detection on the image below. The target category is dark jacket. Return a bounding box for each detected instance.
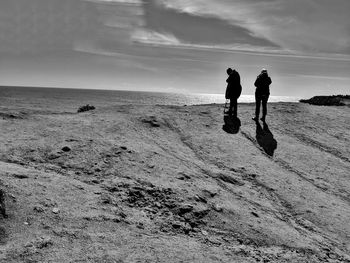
[225,70,242,99]
[254,73,272,96]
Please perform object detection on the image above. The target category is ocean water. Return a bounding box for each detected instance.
[0,86,299,112]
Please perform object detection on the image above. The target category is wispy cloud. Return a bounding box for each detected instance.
[131,29,284,54]
[142,0,280,49]
[132,29,180,46]
[75,0,285,55]
[154,0,350,55]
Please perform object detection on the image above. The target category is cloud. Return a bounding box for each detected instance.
[74,0,283,57]
[142,0,280,49]
[155,0,350,55]
[2,0,349,59]
[132,29,180,46]
[73,0,350,61]
[131,29,285,54]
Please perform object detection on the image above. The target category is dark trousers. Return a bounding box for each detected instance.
[255,94,269,119]
[229,98,238,117]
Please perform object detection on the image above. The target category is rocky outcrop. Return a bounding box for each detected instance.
[77,104,95,113]
[300,95,350,106]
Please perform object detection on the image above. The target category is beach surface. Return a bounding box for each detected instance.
[0,96,350,262]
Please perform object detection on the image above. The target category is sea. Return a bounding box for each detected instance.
[0,86,299,112]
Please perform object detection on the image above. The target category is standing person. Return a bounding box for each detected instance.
[253,68,272,122]
[225,67,242,118]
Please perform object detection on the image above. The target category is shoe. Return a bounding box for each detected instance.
[260,117,265,122]
[252,117,258,121]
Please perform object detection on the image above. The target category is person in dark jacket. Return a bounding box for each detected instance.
[225,67,242,117]
[253,68,272,122]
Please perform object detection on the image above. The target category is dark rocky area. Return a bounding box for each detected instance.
[77,104,95,113]
[300,95,350,106]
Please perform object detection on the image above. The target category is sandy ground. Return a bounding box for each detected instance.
[0,101,349,262]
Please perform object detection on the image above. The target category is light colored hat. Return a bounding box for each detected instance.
[261,68,267,73]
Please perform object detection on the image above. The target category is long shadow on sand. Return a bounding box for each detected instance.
[223,116,241,134]
[256,121,277,156]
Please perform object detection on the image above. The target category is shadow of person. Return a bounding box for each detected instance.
[255,121,277,156]
[223,116,241,134]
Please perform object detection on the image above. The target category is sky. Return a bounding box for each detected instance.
[0,0,349,97]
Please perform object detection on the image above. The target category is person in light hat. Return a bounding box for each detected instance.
[252,68,272,122]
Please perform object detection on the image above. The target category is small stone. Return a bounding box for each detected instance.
[113,217,121,223]
[13,174,29,179]
[251,212,259,218]
[152,122,160,127]
[24,222,29,225]
[201,230,208,236]
[213,204,223,212]
[172,222,182,229]
[52,208,60,214]
[77,104,95,113]
[61,146,71,152]
[136,223,144,229]
[95,167,102,172]
[34,206,45,213]
[120,146,127,150]
[24,242,35,248]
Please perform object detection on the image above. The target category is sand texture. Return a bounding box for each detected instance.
[0,101,350,262]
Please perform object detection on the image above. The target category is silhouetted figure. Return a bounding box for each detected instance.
[256,121,277,156]
[225,67,242,118]
[253,69,272,122]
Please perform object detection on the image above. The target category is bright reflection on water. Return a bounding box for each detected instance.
[192,94,300,104]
